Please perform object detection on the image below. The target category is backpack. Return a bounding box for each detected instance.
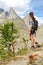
[32,20,38,31]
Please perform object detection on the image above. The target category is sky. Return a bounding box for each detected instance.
[0,0,43,25]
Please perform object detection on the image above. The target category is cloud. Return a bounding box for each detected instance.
[2,0,31,16]
[3,0,31,7]
[0,1,9,11]
[0,1,6,9]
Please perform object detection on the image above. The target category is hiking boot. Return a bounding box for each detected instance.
[35,42,38,44]
[31,46,35,49]
[35,42,40,47]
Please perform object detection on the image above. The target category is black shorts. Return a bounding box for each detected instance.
[30,29,35,35]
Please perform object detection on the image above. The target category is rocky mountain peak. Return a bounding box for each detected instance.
[5,11,9,17]
[23,14,30,28]
[8,7,17,20]
[0,8,4,14]
[9,7,15,13]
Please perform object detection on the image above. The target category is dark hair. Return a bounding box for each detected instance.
[29,12,35,22]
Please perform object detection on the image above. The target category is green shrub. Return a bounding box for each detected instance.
[17,47,28,55]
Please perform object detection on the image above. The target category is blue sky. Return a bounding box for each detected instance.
[0,0,43,24]
[30,0,43,17]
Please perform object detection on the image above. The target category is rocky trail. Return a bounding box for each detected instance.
[6,46,43,65]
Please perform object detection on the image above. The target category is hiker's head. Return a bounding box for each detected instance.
[29,12,34,18]
[29,12,35,21]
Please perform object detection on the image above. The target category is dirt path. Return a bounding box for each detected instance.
[6,60,28,65]
[6,47,43,65]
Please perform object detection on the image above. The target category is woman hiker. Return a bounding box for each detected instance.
[28,12,40,49]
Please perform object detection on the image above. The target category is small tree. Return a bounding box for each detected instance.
[0,22,19,54]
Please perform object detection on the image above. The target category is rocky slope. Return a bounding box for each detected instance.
[36,25,43,44]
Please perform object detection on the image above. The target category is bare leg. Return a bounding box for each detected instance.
[31,34,35,46]
[29,34,35,46]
